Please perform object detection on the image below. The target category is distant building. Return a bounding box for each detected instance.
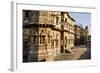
[87,35,91,48]
[74,25,88,46]
[74,25,81,45]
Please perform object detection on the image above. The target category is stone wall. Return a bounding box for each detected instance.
[23,10,77,62]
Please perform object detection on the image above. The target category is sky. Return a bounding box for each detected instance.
[69,12,91,35]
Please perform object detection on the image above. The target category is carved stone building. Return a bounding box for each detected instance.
[23,10,75,62]
[74,25,88,46]
[60,12,75,53]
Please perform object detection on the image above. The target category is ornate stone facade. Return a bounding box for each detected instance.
[74,25,88,46]
[60,12,75,53]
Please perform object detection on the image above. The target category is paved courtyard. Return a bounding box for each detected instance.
[53,45,90,61]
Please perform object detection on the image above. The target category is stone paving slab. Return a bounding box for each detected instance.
[54,47,87,61]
